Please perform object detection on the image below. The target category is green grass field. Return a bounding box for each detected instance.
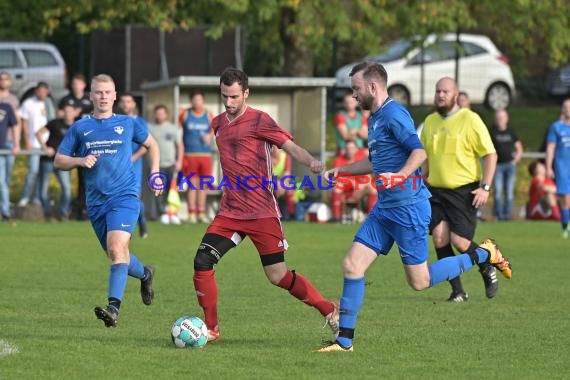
[1,220,568,379]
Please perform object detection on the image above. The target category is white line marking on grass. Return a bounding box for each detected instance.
[0,339,19,357]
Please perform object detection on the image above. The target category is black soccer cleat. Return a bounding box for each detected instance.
[94,306,118,328]
[447,290,469,303]
[140,265,155,305]
[480,264,499,299]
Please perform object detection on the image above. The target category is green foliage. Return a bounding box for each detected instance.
[2,0,569,78]
[1,221,569,378]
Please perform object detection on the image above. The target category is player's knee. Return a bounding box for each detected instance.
[432,233,449,248]
[194,244,221,271]
[407,277,429,291]
[342,256,362,277]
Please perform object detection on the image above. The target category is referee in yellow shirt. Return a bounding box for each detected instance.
[421,77,500,302]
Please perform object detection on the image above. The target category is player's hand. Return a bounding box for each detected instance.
[310,159,324,174]
[471,188,490,208]
[175,161,182,173]
[546,167,555,179]
[323,168,339,186]
[45,147,55,157]
[154,188,164,197]
[12,145,20,155]
[81,154,98,169]
[378,172,406,189]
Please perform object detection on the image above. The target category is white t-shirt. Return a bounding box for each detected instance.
[20,96,48,149]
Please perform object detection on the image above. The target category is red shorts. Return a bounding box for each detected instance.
[206,215,288,255]
[183,155,212,177]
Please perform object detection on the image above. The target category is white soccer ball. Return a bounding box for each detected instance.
[171,315,208,349]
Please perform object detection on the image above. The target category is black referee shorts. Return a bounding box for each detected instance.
[428,182,479,240]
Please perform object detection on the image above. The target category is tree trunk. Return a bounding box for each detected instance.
[280,7,314,77]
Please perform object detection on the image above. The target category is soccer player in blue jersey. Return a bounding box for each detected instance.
[54,74,163,327]
[318,61,513,352]
[546,98,570,238]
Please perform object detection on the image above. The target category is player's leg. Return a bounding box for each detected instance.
[54,168,71,219]
[402,199,511,291]
[429,188,466,301]
[248,218,336,321]
[38,160,52,217]
[493,164,505,220]
[0,155,10,219]
[193,217,241,340]
[319,209,390,352]
[557,194,570,238]
[137,197,148,238]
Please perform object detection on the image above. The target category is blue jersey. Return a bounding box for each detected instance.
[130,115,149,191]
[547,120,570,169]
[58,114,149,207]
[182,110,211,154]
[367,98,430,208]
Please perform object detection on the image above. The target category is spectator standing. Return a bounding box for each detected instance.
[60,74,92,220]
[0,71,21,188]
[179,90,214,224]
[0,102,18,220]
[35,104,75,219]
[19,82,56,207]
[545,98,570,238]
[490,109,524,220]
[119,93,149,238]
[149,104,183,224]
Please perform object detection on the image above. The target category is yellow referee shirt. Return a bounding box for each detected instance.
[420,108,495,188]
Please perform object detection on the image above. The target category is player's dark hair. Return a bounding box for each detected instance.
[459,91,469,98]
[154,104,169,113]
[528,160,539,176]
[36,81,49,89]
[120,92,135,101]
[349,61,388,86]
[72,73,86,83]
[190,89,204,99]
[220,67,249,91]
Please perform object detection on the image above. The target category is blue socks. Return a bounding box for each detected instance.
[428,248,489,287]
[108,263,128,308]
[561,208,569,230]
[337,277,365,348]
[128,253,145,279]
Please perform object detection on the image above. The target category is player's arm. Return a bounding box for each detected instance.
[35,126,55,156]
[54,153,98,170]
[21,117,31,151]
[513,140,524,164]
[379,134,426,188]
[131,145,147,162]
[545,142,556,179]
[471,152,497,208]
[334,114,354,141]
[281,139,323,173]
[141,134,163,196]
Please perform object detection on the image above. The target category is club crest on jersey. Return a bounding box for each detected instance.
[114,126,124,135]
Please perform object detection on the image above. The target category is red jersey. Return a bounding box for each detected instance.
[528,177,555,210]
[212,107,292,219]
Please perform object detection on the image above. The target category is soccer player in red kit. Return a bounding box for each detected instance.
[191,68,339,342]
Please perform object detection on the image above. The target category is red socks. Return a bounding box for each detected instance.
[331,192,342,220]
[193,269,218,330]
[277,270,334,317]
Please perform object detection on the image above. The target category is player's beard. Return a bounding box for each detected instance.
[358,93,374,111]
[436,98,457,116]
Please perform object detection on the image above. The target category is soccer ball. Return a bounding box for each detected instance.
[171,316,208,349]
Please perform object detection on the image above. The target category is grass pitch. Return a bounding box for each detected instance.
[0,220,568,379]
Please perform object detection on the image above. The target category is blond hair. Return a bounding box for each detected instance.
[91,74,115,88]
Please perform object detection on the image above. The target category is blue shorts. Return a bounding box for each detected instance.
[88,195,140,251]
[555,163,570,195]
[354,199,431,265]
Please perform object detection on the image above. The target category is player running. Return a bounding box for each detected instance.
[190,68,338,342]
[318,61,512,352]
[55,74,163,327]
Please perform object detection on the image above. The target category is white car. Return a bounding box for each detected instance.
[335,34,516,110]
